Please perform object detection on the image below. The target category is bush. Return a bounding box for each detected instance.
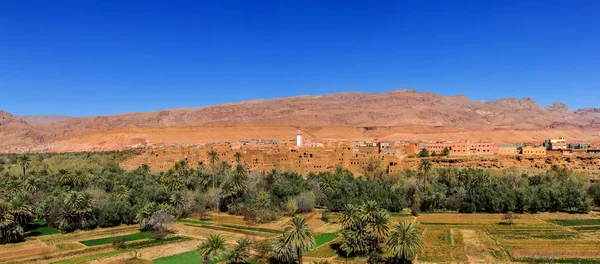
[112,238,127,249]
[284,197,298,216]
[588,183,600,206]
[295,191,316,213]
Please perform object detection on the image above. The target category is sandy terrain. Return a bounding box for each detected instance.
[42,125,600,152]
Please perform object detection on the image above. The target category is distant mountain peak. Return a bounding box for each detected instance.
[547,102,572,113]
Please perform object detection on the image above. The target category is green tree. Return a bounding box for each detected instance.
[197,233,228,264]
[387,221,423,264]
[17,155,31,178]
[418,159,433,185]
[442,147,450,156]
[280,216,315,264]
[208,150,219,188]
[0,200,24,244]
[234,152,243,164]
[227,237,252,264]
[368,210,390,243]
[418,148,429,158]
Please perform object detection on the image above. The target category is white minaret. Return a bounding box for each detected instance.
[296,130,303,147]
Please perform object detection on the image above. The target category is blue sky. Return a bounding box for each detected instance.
[1,0,599,116]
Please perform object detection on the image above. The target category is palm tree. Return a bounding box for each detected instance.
[368,210,390,243]
[208,150,219,169]
[208,150,219,188]
[234,152,243,164]
[139,164,151,176]
[136,202,158,231]
[17,155,31,178]
[340,204,359,229]
[22,177,39,193]
[227,237,251,264]
[418,159,433,185]
[387,221,423,264]
[197,233,228,264]
[8,193,33,227]
[281,216,315,264]
[360,200,380,223]
[174,160,189,177]
[0,200,24,244]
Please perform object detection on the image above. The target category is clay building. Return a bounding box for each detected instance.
[522,146,546,155]
[498,146,518,155]
[547,137,567,150]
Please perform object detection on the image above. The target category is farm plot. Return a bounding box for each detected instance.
[80,231,155,246]
[419,228,468,262]
[153,251,230,264]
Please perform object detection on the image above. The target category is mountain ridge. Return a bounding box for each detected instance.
[1,90,600,148]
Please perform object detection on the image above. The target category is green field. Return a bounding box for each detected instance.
[80,231,155,246]
[549,219,600,226]
[26,220,61,236]
[313,233,338,248]
[178,218,280,234]
[177,219,210,225]
[153,251,230,264]
[218,224,280,234]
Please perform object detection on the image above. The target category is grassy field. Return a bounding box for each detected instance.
[313,233,338,248]
[153,251,230,264]
[80,231,155,246]
[26,220,61,236]
[3,211,600,263]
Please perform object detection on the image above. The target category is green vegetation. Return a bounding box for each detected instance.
[313,233,338,248]
[154,251,230,264]
[549,219,600,226]
[80,231,154,246]
[219,223,280,233]
[178,219,209,225]
[26,220,60,236]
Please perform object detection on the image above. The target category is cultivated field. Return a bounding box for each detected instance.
[1,211,599,263]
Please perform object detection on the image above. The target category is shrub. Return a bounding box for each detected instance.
[284,197,298,216]
[296,191,316,213]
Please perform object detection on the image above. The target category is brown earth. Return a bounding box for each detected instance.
[2,90,600,150]
[44,125,600,153]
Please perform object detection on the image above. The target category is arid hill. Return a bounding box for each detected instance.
[18,115,72,125]
[2,90,600,150]
[0,111,45,147]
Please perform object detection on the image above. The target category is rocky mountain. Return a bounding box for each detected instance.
[1,90,600,148]
[18,115,72,125]
[0,111,46,147]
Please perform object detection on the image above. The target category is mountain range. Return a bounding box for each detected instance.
[2,90,600,149]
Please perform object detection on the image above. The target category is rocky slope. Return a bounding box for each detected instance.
[18,115,71,125]
[2,90,600,148]
[0,111,46,147]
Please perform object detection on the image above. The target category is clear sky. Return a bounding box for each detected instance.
[1,0,599,116]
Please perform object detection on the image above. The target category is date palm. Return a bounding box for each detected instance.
[227,237,251,264]
[197,233,227,264]
[280,216,315,264]
[367,210,390,243]
[0,200,24,244]
[17,155,31,178]
[208,150,219,188]
[234,152,243,164]
[418,159,433,185]
[387,221,423,264]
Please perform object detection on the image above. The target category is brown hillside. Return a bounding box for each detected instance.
[2,90,600,150]
[0,111,46,147]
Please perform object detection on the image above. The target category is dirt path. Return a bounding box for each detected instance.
[460,229,492,263]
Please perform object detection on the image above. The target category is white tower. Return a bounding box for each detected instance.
[296,130,303,147]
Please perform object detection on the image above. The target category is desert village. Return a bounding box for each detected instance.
[119,130,600,175]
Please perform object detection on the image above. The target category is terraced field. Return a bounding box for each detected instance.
[1,211,599,263]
